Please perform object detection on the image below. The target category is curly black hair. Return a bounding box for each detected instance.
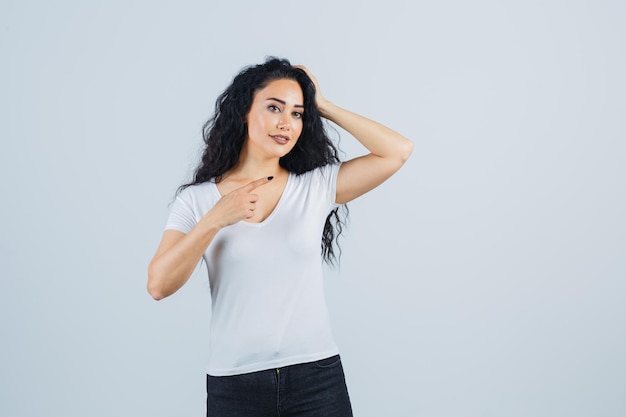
[180,57,348,264]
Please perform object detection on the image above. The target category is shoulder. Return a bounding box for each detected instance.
[175,181,219,206]
[296,163,341,183]
[289,163,341,207]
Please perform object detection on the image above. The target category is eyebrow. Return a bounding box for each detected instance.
[266,97,304,108]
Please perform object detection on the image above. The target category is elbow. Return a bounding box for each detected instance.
[388,139,413,170]
[399,140,414,163]
[147,265,168,301]
[147,286,166,301]
[147,281,166,301]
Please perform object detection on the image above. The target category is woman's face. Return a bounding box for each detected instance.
[244,78,304,159]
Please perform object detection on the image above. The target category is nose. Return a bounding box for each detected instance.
[277,114,290,130]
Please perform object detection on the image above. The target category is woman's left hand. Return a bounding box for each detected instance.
[294,65,331,116]
[294,65,413,205]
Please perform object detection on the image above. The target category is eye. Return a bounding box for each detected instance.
[268,105,280,112]
[293,111,303,119]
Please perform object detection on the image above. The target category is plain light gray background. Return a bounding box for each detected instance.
[1,1,624,416]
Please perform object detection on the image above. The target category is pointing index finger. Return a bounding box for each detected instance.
[241,176,274,192]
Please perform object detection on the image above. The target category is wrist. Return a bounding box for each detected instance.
[317,100,337,120]
[199,211,224,233]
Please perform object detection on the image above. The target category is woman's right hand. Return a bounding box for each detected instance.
[206,176,273,228]
[147,176,273,300]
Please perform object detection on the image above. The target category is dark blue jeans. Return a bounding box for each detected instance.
[206,355,353,417]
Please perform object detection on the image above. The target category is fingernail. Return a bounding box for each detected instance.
[268,176,274,181]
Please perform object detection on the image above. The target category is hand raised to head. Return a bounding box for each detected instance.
[294,65,331,113]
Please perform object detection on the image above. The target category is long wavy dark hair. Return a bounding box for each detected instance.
[180,57,348,264]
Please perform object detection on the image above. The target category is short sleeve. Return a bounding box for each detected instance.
[320,163,342,209]
[165,190,198,234]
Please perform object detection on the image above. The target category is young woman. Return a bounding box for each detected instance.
[148,57,412,416]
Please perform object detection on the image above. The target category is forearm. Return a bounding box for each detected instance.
[147,216,221,300]
[147,176,272,300]
[319,101,413,162]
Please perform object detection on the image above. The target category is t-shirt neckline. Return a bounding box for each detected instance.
[211,172,293,227]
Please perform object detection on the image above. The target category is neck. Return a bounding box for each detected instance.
[227,146,285,181]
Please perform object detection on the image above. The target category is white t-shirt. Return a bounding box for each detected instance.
[165,163,342,376]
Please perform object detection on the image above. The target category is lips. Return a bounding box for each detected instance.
[270,134,290,144]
